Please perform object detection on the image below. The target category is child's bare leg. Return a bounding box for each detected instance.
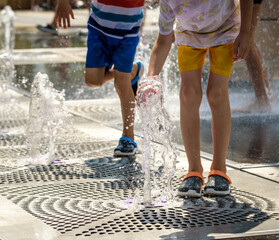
[260,46,273,98]
[85,67,137,140]
[180,69,203,174]
[240,3,271,112]
[245,40,271,111]
[85,63,139,89]
[114,70,135,140]
[85,67,114,88]
[206,72,231,173]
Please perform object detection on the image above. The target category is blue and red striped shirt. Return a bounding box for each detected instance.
[89,0,145,39]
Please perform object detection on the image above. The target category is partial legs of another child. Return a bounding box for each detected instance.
[234,2,274,113]
[85,62,144,157]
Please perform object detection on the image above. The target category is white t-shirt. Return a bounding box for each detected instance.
[159,0,240,48]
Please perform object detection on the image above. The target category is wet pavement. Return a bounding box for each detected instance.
[0,89,278,240]
[0,6,279,240]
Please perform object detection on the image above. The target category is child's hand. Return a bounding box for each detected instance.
[234,32,250,62]
[56,0,75,29]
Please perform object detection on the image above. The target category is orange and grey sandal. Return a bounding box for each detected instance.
[181,172,204,185]
[203,170,232,196]
[177,172,204,198]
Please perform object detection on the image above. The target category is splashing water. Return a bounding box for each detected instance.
[0,53,14,93]
[136,76,178,207]
[0,5,16,55]
[0,6,16,101]
[26,72,71,165]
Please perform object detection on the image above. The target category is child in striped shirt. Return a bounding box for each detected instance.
[56,0,145,156]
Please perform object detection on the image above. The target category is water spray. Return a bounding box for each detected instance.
[0,6,16,93]
[26,72,71,165]
[137,75,178,207]
[0,5,16,55]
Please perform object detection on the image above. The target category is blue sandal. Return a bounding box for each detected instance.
[114,136,138,156]
[131,61,144,96]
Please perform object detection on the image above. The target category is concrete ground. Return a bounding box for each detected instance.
[0,5,279,240]
[0,88,278,240]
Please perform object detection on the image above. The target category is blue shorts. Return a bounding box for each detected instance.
[86,27,139,73]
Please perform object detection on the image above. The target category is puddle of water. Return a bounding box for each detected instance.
[13,32,87,49]
[14,63,116,100]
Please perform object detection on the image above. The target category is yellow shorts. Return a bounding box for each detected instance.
[177,43,234,78]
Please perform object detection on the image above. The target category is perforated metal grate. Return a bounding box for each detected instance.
[0,99,278,239]
[76,207,272,237]
[6,195,126,234]
[1,180,137,200]
[0,102,120,165]
[0,119,27,129]
[67,100,122,124]
[0,158,142,184]
[0,166,277,236]
[0,133,119,167]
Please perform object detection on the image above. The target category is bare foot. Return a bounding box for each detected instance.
[232,99,271,113]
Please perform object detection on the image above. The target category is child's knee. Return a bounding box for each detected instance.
[85,69,103,88]
[85,75,102,88]
[206,87,228,106]
[180,86,202,107]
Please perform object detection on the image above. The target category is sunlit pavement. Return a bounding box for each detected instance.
[0,7,279,240]
[0,88,278,240]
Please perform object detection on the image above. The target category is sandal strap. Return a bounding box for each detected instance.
[131,61,142,86]
[119,136,137,148]
[208,170,232,184]
[182,171,204,185]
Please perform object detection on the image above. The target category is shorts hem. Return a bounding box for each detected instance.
[179,64,204,73]
[210,68,232,78]
[113,66,132,73]
[85,65,107,69]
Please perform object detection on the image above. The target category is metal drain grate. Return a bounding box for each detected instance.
[68,101,121,124]
[6,195,125,234]
[0,110,120,166]
[0,133,26,146]
[0,108,28,124]
[0,142,116,163]
[0,99,278,239]
[0,158,142,184]
[0,166,277,236]
[76,207,272,237]
[2,182,277,236]
[0,181,136,200]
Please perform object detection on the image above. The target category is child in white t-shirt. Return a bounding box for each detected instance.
[148,0,253,197]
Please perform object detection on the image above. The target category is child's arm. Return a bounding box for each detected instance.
[148,32,174,76]
[148,0,175,76]
[234,0,253,61]
[55,0,75,28]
